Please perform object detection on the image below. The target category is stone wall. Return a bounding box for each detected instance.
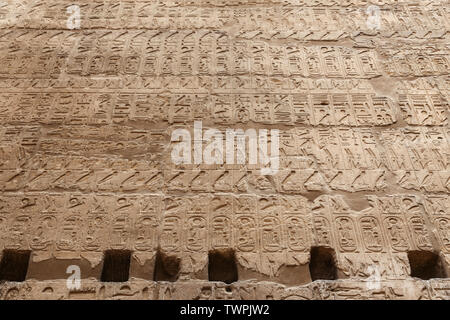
[0,0,448,300]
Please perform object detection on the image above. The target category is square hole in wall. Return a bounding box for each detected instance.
[0,250,31,282]
[101,250,131,282]
[408,250,446,280]
[208,249,238,284]
[153,250,180,282]
[309,247,337,281]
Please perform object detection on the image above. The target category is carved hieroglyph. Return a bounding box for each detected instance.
[0,0,449,300]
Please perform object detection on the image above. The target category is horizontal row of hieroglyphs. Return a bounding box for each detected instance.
[5,0,445,9]
[0,75,447,91]
[0,40,382,79]
[0,31,448,78]
[1,2,448,31]
[0,92,447,126]
[0,193,448,254]
[0,126,449,176]
[0,77,378,91]
[0,92,395,126]
[0,168,448,192]
[2,279,450,300]
[2,125,448,168]
[382,53,449,77]
[1,192,447,216]
[153,0,445,6]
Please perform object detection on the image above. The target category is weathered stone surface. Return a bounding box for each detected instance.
[0,0,448,299]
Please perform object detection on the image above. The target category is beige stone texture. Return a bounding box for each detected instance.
[0,0,448,299]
